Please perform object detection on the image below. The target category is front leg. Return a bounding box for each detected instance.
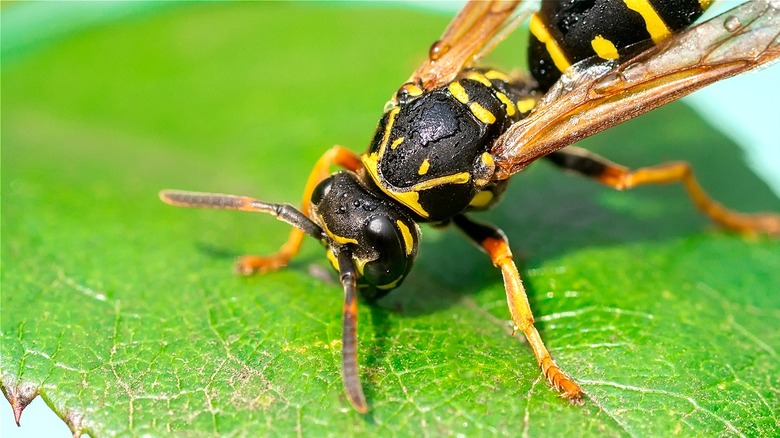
[452,214,583,402]
[236,145,363,274]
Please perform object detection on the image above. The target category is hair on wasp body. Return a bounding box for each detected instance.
[161,0,780,413]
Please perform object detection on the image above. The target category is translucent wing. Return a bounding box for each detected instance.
[492,0,780,180]
[407,0,527,91]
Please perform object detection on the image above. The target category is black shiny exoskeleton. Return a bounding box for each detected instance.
[310,171,419,291]
[362,69,539,222]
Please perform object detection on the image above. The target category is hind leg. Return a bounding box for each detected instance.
[546,146,780,236]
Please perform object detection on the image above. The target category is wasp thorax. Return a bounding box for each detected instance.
[362,69,537,222]
[310,171,419,291]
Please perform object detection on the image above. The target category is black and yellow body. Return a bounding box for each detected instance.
[160,0,780,414]
[529,0,711,90]
[362,68,540,222]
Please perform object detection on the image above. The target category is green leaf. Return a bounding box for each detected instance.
[2,2,779,436]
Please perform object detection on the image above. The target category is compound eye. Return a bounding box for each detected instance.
[362,215,408,288]
[311,177,334,206]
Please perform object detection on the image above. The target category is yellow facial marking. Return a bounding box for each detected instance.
[396,220,414,256]
[495,92,516,117]
[485,70,513,83]
[417,158,430,175]
[331,251,368,275]
[465,71,492,87]
[354,257,367,275]
[516,98,537,114]
[390,136,404,150]
[326,250,339,271]
[469,102,496,124]
[529,14,571,73]
[699,0,712,9]
[623,0,670,43]
[469,190,494,209]
[319,215,358,245]
[591,35,619,60]
[448,81,470,104]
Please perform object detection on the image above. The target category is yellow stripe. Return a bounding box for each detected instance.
[481,152,494,168]
[529,14,571,73]
[376,276,403,290]
[516,98,536,113]
[326,250,340,271]
[379,107,400,151]
[417,158,430,175]
[475,153,494,187]
[469,102,496,124]
[411,171,470,192]
[390,191,425,217]
[623,0,670,43]
[495,92,516,117]
[484,70,513,82]
[448,81,469,104]
[396,220,414,256]
[465,71,493,87]
[591,35,619,60]
[354,257,367,276]
[362,106,430,218]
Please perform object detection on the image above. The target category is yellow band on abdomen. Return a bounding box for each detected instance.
[623,0,671,43]
[529,14,571,73]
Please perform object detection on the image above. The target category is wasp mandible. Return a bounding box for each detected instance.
[161,0,780,412]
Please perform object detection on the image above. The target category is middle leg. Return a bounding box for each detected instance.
[452,214,583,402]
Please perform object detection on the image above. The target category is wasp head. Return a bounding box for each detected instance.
[310,171,419,293]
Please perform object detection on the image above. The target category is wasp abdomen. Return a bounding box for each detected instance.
[529,0,710,91]
[362,70,537,221]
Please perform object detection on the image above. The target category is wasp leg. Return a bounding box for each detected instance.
[546,146,780,237]
[236,146,363,274]
[452,214,584,403]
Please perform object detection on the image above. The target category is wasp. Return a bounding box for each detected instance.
[160,0,780,412]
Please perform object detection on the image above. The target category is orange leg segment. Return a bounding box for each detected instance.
[547,146,780,237]
[453,214,584,403]
[236,145,363,274]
